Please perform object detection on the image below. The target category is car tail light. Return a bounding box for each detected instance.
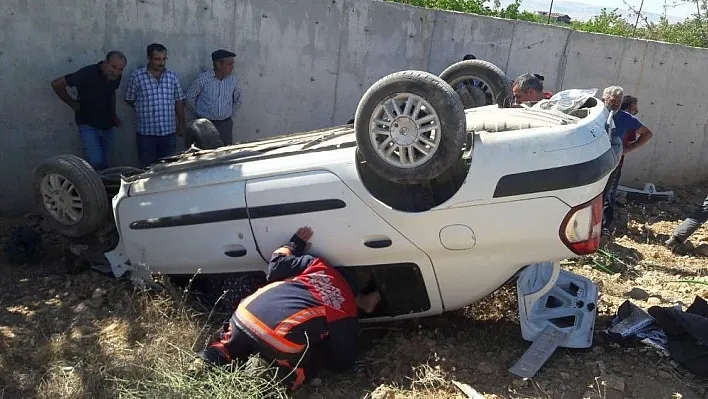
[559,193,603,255]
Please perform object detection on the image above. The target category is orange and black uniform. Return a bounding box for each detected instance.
[200,234,361,389]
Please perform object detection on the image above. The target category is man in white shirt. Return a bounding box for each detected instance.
[185,49,242,145]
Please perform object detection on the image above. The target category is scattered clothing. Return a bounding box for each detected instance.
[602,300,669,351]
[649,296,708,377]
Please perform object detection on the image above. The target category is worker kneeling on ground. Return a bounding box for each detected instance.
[196,226,382,391]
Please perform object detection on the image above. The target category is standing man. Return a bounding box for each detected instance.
[600,87,654,236]
[51,51,127,170]
[124,43,186,167]
[185,49,242,146]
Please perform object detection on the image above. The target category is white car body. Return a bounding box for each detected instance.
[106,96,619,323]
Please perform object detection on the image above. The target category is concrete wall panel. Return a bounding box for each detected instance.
[427,10,515,77]
[2,0,708,212]
[331,0,435,125]
[505,23,571,92]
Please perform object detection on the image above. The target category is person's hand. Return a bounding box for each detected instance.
[295,226,313,242]
[113,116,123,127]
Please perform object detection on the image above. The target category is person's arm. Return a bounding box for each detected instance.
[124,72,137,108]
[266,226,315,282]
[185,74,204,112]
[174,77,186,136]
[112,91,122,127]
[51,68,87,111]
[232,80,242,115]
[623,117,653,154]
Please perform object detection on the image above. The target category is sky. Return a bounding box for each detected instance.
[558,0,696,19]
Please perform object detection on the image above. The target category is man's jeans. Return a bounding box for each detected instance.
[78,124,113,170]
[136,134,177,167]
[671,194,708,242]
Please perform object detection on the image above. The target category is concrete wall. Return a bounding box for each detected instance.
[1,0,707,212]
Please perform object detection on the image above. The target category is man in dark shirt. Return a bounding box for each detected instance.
[51,51,127,170]
[196,226,382,391]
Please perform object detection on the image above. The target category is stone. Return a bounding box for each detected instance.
[92,288,106,300]
[648,297,662,306]
[582,390,602,399]
[657,370,672,379]
[310,378,322,388]
[695,244,708,256]
[370,385,396,399]
[599,375,625,392]
[627,287,650,300]
[476,362,494,374]
[511,379,528,389]
[308,393,324,399]
[560,372,571,379]
[89,297,103,309]
[73,302,88,313]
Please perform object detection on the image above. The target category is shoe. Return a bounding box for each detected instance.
[601,228,611,238]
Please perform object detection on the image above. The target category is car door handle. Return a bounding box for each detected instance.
[364,239,392,249]
[224,248,247,257]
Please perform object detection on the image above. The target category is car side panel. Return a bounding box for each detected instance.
[244,169,444,319]
[115,181,266,274]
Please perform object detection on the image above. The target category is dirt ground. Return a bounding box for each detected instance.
[2,182,708,398]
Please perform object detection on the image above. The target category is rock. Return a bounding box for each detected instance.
[560,372,571,379]
[91,288,106,300]
[476,362,494,374]
[370,385,396,399]
[511,379,528,389]
[647,297,662,306]
[582,390,602,399]
[599,375,625,392]
[657,370,672,379]
[73,302,88,313]
[64,280,72,290]
[310,378,322,388]
[592,346,604,354]
[89,297,103,309]
[627,287,650,300]
[48,289,56,296]
[695,244,708,256]
[308,393,324,399]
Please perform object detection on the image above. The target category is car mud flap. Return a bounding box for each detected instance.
[511,261,598,377]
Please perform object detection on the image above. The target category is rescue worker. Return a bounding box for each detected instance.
[196,226,382,391]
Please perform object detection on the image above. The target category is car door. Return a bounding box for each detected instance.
[116,180,265,275]
[244,169,443,318]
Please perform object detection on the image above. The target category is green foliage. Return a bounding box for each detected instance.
[386,0,708,49]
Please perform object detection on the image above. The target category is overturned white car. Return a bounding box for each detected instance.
[34,60,618,348]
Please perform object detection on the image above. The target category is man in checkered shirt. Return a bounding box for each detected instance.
[185,49,242,146]
[124,43,186,167]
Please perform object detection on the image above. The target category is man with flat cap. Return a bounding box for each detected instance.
[185,49,242,145]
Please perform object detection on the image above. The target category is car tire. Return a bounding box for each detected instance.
[439,59,513,108]
[354,70,466,185]
[186,118,224,150]
[32,154,110,238]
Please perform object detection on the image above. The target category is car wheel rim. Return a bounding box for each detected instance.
[449,76,496,105]
[39,173,83,225]
[369,92,442,169]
